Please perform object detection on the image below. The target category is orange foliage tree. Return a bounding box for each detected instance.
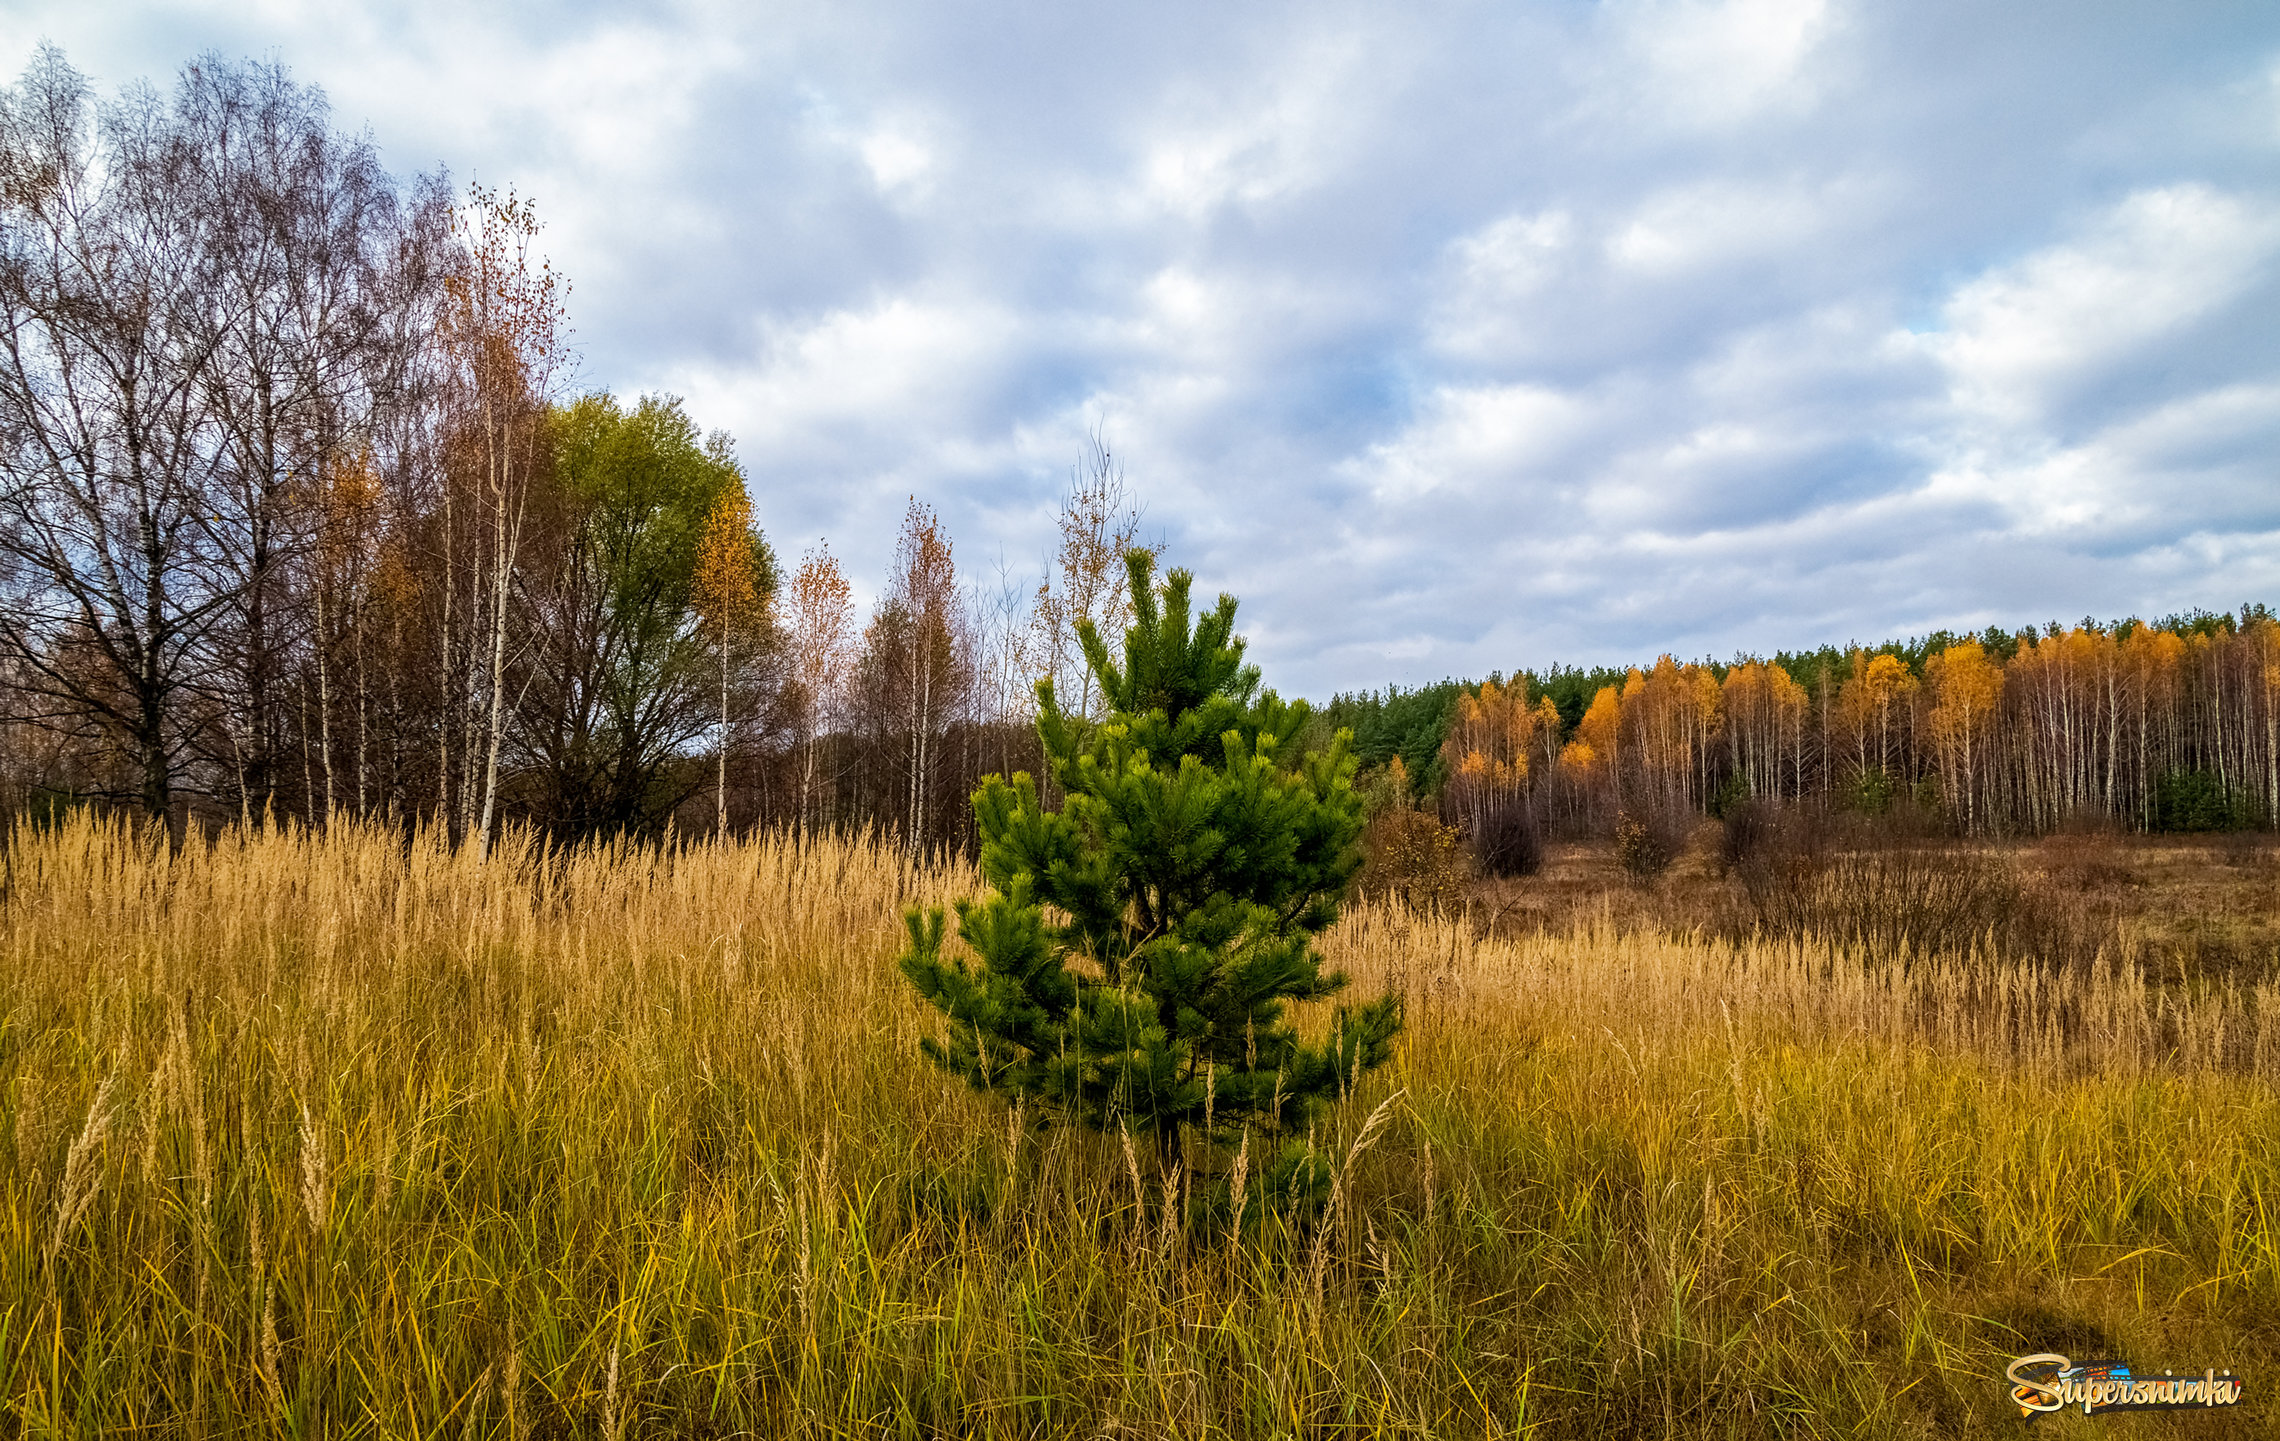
[1439,677,1541,837]
[692,486,766,835]
[1926,641,2005,831]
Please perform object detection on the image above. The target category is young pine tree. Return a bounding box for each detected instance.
[899,553,1400,1200]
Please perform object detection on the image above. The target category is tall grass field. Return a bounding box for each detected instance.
[0,815,2274,1436]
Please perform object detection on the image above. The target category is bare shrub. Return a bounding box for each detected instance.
[1764,848,2010,960]
[2220,829,2274,870]
[1734,836,2108,967]
[2038,828,2138,893]
[1717,797,1778,877]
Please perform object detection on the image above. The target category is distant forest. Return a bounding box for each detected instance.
[5,48,2274,852]
[1332,604,2280,840]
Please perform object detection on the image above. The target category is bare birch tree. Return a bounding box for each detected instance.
[881,500,964,843]
[1032,430,1154,722]
[0,47,229,831]
[436,185,566,849]
[173,57,425,822]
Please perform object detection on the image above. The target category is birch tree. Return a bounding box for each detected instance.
[783,544,853,831]
[436,184,565,849]
[879,499,965,843]
[174,57,433,821]
[692,483,762,835]
[0,47,227,830]
[1032,431,1154,723]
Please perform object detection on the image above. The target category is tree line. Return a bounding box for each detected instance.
[12,46,2267,854]
[1337,605,2280,846]
[0,47,1152,849]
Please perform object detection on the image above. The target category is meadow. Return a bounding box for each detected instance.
[1,814,2275,1437]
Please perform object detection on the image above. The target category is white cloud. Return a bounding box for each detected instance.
[1922,379,2280,542]
[1607,0,1833,127]
[1913,185,2280,425]
[1451,210,1574,297]
[1347,383,1598,505]
[1132,24,1388,222]
[1606,177,1862,276]
[10,3,2280,691]
[858,127,933,196]
[1891,186,2280,559]
[695,295,1024,444]
[1428,210,1575,358]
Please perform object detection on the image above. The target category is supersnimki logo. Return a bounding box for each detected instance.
[2006,1354,2244,1417]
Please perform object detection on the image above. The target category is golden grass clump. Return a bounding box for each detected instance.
[0,813,2275,1437]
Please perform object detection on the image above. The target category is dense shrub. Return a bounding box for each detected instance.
[2155,769,2254,833]
[1614,807,1684,880]
[1717,797,1778,877]
[1468,795,1544,878]
[1359,808,1471,908]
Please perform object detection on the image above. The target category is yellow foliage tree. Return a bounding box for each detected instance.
[2008,625,2121,827]
[1832,651,1919,796]
[1618,656,1722,807]
[784,546,856,830]
[1926,641,2004,831]
[1440,677,1540,836]
[692,486,763,835]
[1577,685,1622,770]
[1722,659,1809,801]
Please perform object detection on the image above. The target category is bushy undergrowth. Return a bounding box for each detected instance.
[0,816,2276,1437]
[1612,806,1687,880]
[1467,796,1544,879]
[1715,806,2115,967]
[1359,808,1471,909]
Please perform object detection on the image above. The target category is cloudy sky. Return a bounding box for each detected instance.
[9,2,2279,697]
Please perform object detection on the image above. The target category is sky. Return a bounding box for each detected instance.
[8,2,2279,699]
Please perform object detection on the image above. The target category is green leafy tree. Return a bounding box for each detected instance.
[520,393,775,837]
[900,553,1400,1195]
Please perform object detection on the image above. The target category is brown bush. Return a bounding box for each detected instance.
[1732,836,2108,967]
[1717,797,1779,877]
[1358,809,1471,909]
[1467,795,1544,878]
[2220,829,2274,870]
[2037,829,2139,892]
[1614,806,1688,881]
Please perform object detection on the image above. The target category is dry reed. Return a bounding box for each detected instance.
[0,813,2272,1437]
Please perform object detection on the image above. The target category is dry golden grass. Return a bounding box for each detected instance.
[1,814,2275,1436]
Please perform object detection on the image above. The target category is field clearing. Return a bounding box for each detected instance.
[0,816,2275,1437]
[1472,828,2280,983]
